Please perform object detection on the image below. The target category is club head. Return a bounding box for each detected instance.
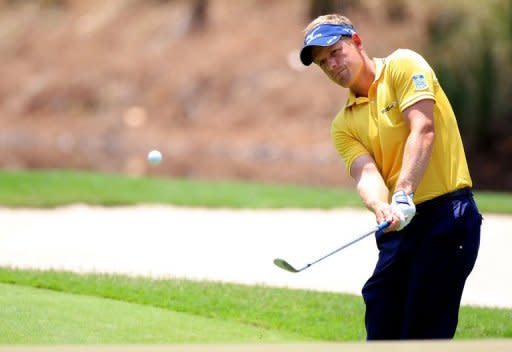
[273,258,300,273]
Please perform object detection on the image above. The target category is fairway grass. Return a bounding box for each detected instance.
[1,169,512,344]
[1,169,511,213]
[0,283,306,344]
[0,170,359,209]
[1,268,511,343]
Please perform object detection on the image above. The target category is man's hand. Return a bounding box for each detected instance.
[391,190,416,231]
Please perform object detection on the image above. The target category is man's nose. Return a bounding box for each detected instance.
[326,57,338,70]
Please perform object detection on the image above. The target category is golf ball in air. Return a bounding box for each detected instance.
[147,150,162,164]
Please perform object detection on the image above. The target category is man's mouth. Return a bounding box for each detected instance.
[333,68,346,80]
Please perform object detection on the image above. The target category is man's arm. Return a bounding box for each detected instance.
[351,99,435,231]
[350,154,400,230]
[394,99,435,195]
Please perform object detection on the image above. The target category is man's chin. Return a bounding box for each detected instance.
[336,80,350,88]
[330,77,349,87]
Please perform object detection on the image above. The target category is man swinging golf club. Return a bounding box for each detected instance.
[299,14,482,340]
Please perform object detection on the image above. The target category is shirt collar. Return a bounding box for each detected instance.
[345,57,385,108]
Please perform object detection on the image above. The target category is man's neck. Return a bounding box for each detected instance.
[351,56,376,98]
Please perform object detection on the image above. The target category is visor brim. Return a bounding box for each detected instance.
[299,35,342,66]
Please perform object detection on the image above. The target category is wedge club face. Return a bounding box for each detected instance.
[273,258,304,273]
[273,221,390,274]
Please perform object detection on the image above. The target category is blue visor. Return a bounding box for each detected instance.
[300,23,355,66]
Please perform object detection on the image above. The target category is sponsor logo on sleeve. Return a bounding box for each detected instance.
[412,73,428,90]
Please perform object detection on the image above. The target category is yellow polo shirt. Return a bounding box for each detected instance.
[331,49,472,204]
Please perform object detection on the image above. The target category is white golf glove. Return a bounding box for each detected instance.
[391,190,416,231]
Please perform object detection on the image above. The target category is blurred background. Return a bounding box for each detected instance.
[1,0,510,190]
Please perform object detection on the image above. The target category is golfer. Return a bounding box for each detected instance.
[300,14,482,339]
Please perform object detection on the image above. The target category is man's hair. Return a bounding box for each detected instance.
[303,14,354,36]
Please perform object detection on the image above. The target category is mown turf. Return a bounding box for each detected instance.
[1,268,511,343]
[0,268,368,342]
[1,169,511,213]
[0,170,360,209]
[1,169,511,343]
[0,283,308,344]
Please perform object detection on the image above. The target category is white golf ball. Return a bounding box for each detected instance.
[147,150,162,165]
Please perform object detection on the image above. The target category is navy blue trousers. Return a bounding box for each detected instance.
[362,188,481,340]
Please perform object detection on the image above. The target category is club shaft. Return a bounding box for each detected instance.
[297,221,390,271]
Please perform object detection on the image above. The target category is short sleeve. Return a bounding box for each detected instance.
[388,49,436,112]
[331,113,369,176]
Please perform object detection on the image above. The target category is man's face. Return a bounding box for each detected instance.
[312,37,363,88]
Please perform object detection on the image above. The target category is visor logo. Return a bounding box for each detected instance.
[305,27,322,44]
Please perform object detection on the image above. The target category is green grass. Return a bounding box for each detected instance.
[1,169,511,343]
[1,169,512,213]
[0,169,360,209]
[473,192,512,214]
[0,283,306,344]
[0,268,365,342]
[1,268,511,344]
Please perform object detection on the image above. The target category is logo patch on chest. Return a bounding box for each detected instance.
[381,101,397,114]
[412,73,428,90]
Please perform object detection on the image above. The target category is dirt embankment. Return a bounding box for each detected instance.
[4,1,502,189]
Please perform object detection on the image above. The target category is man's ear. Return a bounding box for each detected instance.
[351,33,363,48]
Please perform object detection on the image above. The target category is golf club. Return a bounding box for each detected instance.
[273,220,390,273]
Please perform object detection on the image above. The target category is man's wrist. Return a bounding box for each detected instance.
[393,189,414,199]
[391,190,417,231]
[366,198,385,213]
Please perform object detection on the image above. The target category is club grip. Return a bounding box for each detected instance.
[377,221,391,232]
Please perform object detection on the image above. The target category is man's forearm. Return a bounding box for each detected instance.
[395,128,434,194]
[356,165,390,213]
[396,99,436,195]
